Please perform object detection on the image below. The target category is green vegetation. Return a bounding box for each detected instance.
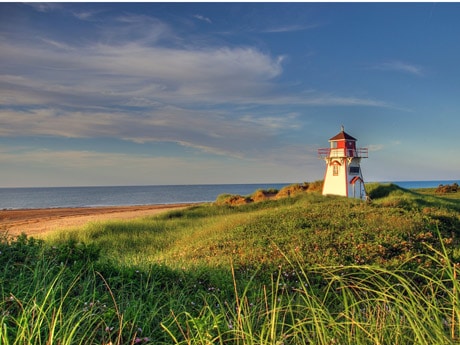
[1,183,460,344]
[215,181,323,205]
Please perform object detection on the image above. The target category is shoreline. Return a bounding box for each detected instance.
[0,203,201,238]
[1,202,203,211]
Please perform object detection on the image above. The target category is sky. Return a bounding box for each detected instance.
[1,2,459,187]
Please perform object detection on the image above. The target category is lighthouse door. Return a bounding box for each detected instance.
[350,176,365,199]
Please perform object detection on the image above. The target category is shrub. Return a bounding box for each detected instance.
[436,183,459,194]
[275,183,308,198]
[0,233,44,266]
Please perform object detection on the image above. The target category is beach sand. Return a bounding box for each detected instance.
[0,203,198,238]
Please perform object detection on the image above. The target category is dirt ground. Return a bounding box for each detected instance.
[0,203,197,238]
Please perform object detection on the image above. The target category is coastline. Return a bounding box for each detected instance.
[0,203,200,238]
[1,181,458,239]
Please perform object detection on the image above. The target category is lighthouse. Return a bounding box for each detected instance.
[318,126,368,200]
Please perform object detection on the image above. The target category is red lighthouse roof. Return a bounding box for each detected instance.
[329,126,357,141]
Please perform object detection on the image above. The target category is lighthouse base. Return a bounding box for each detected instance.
[322,176,367,200]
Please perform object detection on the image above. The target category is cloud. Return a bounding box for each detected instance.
[38,38,75,51]
[0,147,181,170]
[0,11,392,164]
[0,36,283,106]
[227,93,390,108]
[25,3,63,13]
[0,105,282,159]
[261,23,319,33]
[372,60,424,76]
[71,9,101,21]
[0,147,214,186]
[0,145,318,186]
[367,144,384,152]
[193,14,212,24]
[240,113,301,131]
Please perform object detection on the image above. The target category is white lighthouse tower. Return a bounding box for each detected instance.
[318,126,368,200]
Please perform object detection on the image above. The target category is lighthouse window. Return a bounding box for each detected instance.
[333,164,339,176]
[349,166,360,174]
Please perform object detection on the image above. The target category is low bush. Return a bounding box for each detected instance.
[436,183,459,194]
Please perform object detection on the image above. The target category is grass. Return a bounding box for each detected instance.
[1,183,459,344]
[44,186,460,270]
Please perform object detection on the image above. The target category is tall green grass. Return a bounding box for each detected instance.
[2,234,458,344]
[1,184,459,344]
[0,236,195,344]
[164,249,460,345]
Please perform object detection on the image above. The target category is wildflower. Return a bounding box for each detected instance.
[105,326,114,332]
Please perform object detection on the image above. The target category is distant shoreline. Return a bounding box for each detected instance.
[0,202,201,211]
[2,180,459,238]
[0,180,458,217]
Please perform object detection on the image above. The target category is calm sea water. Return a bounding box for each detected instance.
[0,183,289,210]
[0,180,457,210]
[390,180,459,190]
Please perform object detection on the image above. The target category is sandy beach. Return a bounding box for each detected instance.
[0,203,198,238]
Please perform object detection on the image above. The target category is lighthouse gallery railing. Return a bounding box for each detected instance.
[317,148,368,159]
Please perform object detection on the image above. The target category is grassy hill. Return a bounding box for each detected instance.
[46,183,460,271]
[1,183,460,344]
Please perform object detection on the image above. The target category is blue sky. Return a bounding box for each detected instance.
[1,2,459,187]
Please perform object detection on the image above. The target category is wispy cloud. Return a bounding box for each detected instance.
[26,3,100,21]
[193,14,212,24]
[0,33,284,106]
[0,147,222,186]
[372,60,424,76]
[261,23,319,33]
[39,37,75,51]
[368,144,384,152]
[0,11,391,163]
[0,145,316,186]
[26,3,63,13]
[71,9,101,21]
[240,113,300,131]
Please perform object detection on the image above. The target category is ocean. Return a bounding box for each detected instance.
[0,180,457,210]
[386,180,459,190]
[0,183,288,210]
